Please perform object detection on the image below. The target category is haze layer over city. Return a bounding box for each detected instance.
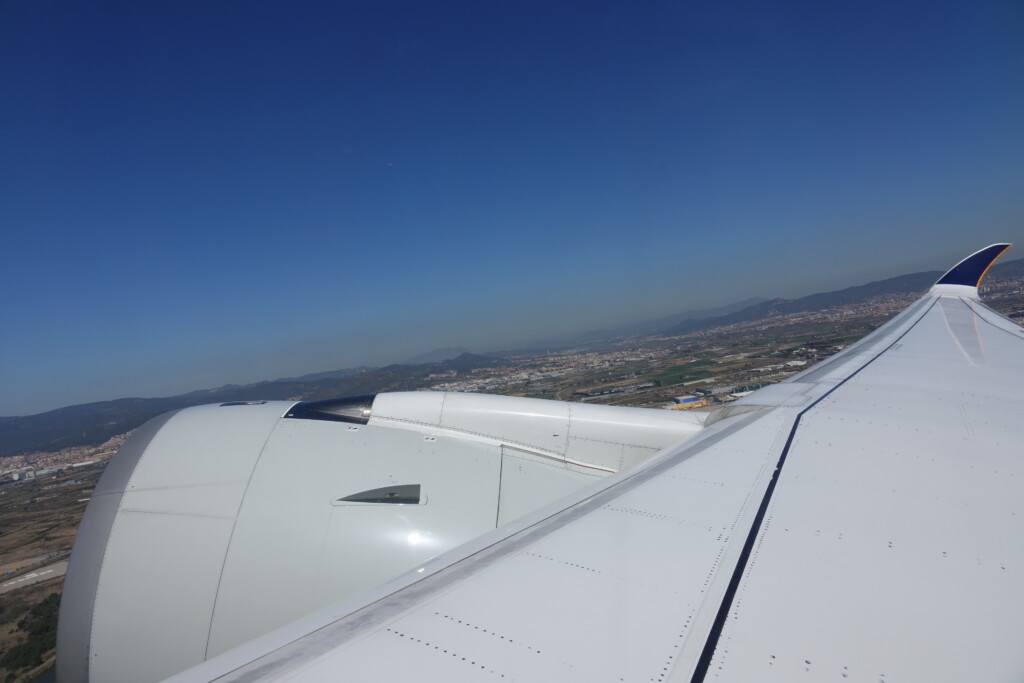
[2,1,1022,416]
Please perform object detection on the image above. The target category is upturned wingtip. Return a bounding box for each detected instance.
[934,243,1012,288]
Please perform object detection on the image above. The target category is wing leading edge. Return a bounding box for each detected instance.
[171,244,1024,682]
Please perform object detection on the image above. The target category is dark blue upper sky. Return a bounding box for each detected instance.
[2,0,1022,416]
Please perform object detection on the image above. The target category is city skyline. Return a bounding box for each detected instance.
[2,1,1023,416]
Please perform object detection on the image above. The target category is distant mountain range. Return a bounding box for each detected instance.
[403,346,473,365]
[663,271,941,335]
[0,353,504,458]
[660,255,1023,337]
[2,257,1021,458]
[268,366,371,384]
[567,297,770,342]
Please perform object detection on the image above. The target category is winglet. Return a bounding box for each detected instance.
[930,243,1011,298]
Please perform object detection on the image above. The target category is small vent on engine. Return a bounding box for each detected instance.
[336,484,422,505]
[284,394,377,424]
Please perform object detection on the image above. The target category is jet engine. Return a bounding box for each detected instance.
[57,392,704,682]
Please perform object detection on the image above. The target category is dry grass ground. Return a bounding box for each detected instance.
[0,465,103,682]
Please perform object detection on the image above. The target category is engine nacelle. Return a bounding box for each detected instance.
[57,392,703,682]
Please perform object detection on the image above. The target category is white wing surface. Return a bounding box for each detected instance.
[162,244,1024,681]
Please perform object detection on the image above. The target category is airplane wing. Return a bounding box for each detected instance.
[161,243,1024,682]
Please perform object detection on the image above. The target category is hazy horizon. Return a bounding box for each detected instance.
[0,255,1004,418]
[2,283,780,417]
[3,1,1022,416]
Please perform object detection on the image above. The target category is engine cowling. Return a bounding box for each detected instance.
[57,392,703,682]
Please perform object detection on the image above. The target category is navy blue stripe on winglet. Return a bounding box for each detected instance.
[935,243,1011,287]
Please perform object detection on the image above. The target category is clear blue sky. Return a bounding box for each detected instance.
[2,0,1022,416]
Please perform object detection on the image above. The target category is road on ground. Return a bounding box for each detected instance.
[0,560,68,594]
